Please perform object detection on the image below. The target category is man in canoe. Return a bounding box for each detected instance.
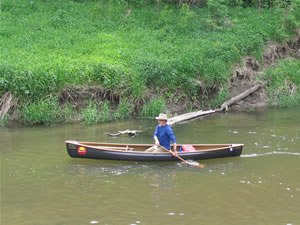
[145,113,177,155]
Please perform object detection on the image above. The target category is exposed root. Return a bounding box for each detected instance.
[58,85,120,108]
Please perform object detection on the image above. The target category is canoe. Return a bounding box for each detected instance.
[65,140,243,161]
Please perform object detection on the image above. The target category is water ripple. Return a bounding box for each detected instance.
[241,151,300,158]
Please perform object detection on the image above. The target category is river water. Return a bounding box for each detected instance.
[1,107,300,225]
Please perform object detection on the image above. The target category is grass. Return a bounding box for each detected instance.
[98,101,111,122]
[22,96,60,125]
[0,0,299,124]
[82,99,134,125]
[210,86,229,108]
[141,97,166,118]
[0,115,9,127]
[113,98,134,120]
[82,100,112,124]
[62,103,74,123]
[265,58,300,107]
[1,1,298,99]
[82,100,99,125]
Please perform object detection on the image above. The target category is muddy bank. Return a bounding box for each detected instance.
[228,34,300,110]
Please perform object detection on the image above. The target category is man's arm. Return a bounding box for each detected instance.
[167,126,177,152]
[153,126,159,145]
[154,136,160,145]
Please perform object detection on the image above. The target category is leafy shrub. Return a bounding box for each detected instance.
[206,0,229,30]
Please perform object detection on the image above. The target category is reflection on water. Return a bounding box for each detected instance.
[1,107,300,225]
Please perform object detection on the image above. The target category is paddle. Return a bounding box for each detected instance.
[158,144,205,168]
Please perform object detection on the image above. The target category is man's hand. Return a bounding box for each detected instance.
[171,150,177,157]
[173,143,177,152]
[171,143,177,156]
[154,136,160,146]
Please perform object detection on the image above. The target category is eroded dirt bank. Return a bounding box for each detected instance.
[227,34,300,110]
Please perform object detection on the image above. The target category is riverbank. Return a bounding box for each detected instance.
[1,0,300,126]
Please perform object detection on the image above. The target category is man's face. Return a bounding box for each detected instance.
[158,120,167,126]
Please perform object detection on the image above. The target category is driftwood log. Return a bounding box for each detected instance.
[168,109,216,125]
[106,82,267,133]
[167,81,267,126]
[105,129,142,137]
[220,82,267,111]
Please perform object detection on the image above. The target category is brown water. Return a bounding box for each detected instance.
[1,107,300,225]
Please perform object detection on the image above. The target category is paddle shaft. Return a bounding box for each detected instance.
[158,144,204,168]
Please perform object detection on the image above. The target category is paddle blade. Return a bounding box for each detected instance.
[187,161,205,168]
[198,163,206,168]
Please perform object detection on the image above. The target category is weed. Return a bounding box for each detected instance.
[141,97,166,118]
[62,103,74,123]
[113,98,134,120]
[99,100,111,122]
[82,100,113,124]
[211,87,229,108]
[0,114,9,127]
[82,101,99,125]
[265,58,300,107]
[22,96,60,125]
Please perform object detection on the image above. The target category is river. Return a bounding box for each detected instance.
[1,107,300,225]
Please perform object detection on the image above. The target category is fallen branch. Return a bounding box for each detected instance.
[220,81,267,111]
[168,81,268,126]
[104,82,268,131]
[168,109,216,126]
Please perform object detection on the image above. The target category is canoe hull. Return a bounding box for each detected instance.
[66,141,243,161]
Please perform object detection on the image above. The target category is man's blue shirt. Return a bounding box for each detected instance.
[153,124,176,150]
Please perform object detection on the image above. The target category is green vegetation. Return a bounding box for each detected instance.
[82,99,133,125]
[82,100,111,124]
[62,103,74,123]
[98,101,111,122]
[0,0,299,125]
[265,58,300,107]
[0,115,9,128]
[82,101,100,125]
[210,86,229,108]
[141,97,166,117]
[22,96,60,125]
[113,98,134,120]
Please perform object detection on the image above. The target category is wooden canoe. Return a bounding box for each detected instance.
[65,141,243,161]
